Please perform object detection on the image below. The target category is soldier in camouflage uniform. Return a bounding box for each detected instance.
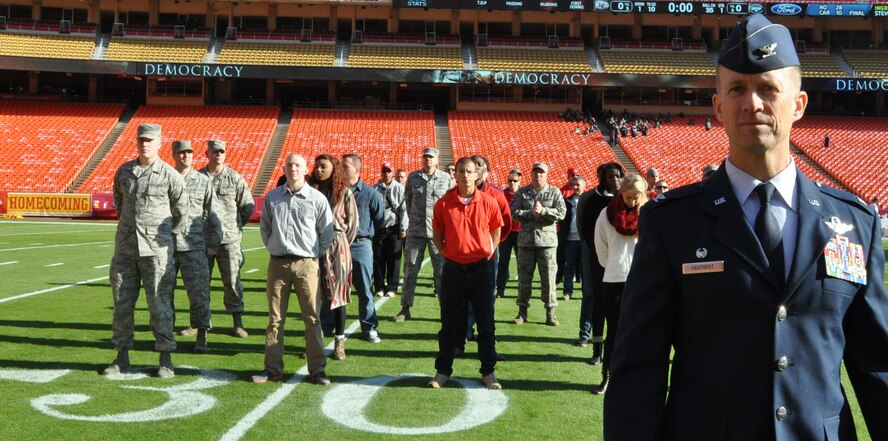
[510,162,566,326]
[394,147,451,322]
[170,140,213,353]
[200,140,255,338]
[103,123,187,379]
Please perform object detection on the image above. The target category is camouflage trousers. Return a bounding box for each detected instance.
[207,242,245,314]
[173,249,211,329]
[400,236,444,308]
[516,246,559,309]
[110,248,177,352]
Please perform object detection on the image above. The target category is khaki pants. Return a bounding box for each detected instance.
[264,256,326,376]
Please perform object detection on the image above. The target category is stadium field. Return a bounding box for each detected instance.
[0,219,881,441]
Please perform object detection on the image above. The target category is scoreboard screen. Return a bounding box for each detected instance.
[396,0,881,15]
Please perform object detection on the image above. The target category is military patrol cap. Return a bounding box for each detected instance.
[718,13,799,74]
[423,147,439,158]
[207,140,226,152]
[172,140,193,153]
[137,123,161,140]
[532,162,549,173]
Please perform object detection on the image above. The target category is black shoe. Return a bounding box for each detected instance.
[194,328,208,354]
[495,352,505,361]
[453,347,465,358]
[309,371,332,386]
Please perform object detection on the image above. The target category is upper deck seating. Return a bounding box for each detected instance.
[217,41,335,66]
[477,47,592,73]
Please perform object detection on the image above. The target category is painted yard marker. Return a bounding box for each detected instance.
[0,261,17,266]
[0,276,108,304]
[0,241,113,253]
[94,264,110,269]
[0,369,72,384]
[244,269,259,274]
[45,263,65,267]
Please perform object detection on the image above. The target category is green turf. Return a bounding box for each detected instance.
[0,220,883,440]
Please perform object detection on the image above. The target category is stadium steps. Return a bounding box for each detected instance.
[335,40,350,67]
[92,33,109,60]
[252,108,292,196]
[203,39,223,63]
[598,120,636,174]
[584,46,604,73]
[434,110,453,166]
[789,143,846,191]
[461,42,477,69]
[831,51,856,77]
[69,106,138,194]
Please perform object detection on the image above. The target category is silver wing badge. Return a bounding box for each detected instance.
[824,216,854,235]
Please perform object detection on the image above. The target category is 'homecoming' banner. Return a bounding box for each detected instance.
[0,193,92,217]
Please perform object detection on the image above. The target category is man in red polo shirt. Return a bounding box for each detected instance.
[427,157,504,390]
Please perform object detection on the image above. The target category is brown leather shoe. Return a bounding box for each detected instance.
[233,327,249,338]
[333,338,346,360]
[427,373,450,389]
[309,371,332,386]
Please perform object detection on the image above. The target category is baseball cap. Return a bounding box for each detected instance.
[381,161,393,171]
[567,167,580,177]
[137,123,161,140]
[509,168,522,176]
[532,163,549,173]
[172,140,192,153]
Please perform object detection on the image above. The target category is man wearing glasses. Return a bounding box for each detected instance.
[496,168,522,298]
[653,180,669,197]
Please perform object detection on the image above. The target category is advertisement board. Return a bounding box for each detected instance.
[2,193,92,217]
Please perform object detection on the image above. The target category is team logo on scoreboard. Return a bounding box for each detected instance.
[594,0,610,11]
[770,3,802,15]
[748,3,764,14]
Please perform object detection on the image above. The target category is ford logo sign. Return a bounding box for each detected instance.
[770,3,802,15]
[748,3,764,14]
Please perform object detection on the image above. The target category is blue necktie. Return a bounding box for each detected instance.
[754,182,785,285]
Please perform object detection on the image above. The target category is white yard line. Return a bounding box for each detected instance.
[220,257,431,441]
[244,269,259,274]
[0,241,113,252]
[0,229,116,238]
[93,264,110,269]
[0,276,108,304]
[0,261,18,266]
[242,246,266,253]
[45,263,65,267]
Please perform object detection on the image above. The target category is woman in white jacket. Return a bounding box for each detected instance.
[591,173,648,394]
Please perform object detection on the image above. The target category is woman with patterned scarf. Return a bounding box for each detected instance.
[308,154,358,360]
[591,173,648,394]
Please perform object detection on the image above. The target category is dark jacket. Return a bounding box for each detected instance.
[603,166,888,441]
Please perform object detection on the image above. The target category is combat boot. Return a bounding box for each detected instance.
[513,306,528,325]
[158,351,175,379]
[333,337,346,360]
[102,349,130,375]
[588,337,603,365]
[546,308,560,326]
[194,328,208,354]
[591,368,609,395]
[232,312,249,338]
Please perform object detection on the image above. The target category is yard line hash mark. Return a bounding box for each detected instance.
[0,276,109,304]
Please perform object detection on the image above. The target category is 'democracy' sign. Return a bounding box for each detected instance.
[143,63,245,78]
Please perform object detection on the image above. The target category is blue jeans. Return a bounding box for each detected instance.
[562,240,582,296]
[496,232,517,295]
[350,240,379,334]
[579,242,606,341]
[436,259,496,377]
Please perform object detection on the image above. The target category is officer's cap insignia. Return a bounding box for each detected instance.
[824,216,854,235]
[757,43,777,59]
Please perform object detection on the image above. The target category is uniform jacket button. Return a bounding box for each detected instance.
[777,305,787,321]
[776,406,788,421]
[776,356,789,371]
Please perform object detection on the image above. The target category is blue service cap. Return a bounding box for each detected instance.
[718,14,799,74]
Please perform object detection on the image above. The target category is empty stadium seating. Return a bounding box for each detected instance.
[791,117,888,207]
[216,41,335,67]
[348,45,462,69]
[104,38,208,63]
[617,116,832,188]
[798,53,845,77]
[842,50,888,78]
[79,106,279,193]
[477,48,592,73]
[0,32,95,59]
[599,50,714,75]
[483,35,583,48]
[0,102,124,192]
[262,110,435,194]
[448,111,619,187]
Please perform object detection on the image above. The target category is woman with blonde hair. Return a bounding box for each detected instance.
[308,154,358,360]
[591,173,647,394]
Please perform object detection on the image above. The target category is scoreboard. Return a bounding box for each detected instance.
[397,0,886,16]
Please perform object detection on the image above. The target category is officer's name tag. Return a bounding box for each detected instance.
[682,261,725,275]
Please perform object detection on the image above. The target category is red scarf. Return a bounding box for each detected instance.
[606,196,639,236]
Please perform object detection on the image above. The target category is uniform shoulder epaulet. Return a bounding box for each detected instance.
[646,182,705,209]
[814,182,873,216]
